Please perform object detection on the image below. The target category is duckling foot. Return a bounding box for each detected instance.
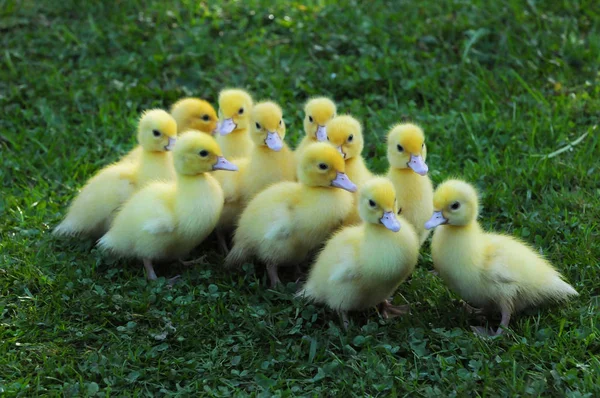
[179,255,207,267]
[471,309,511,337]
[461,301,484,315]
[143,258,158,281]
[167,275,182,286]
[429,269,439,276]
[379,300,410,319]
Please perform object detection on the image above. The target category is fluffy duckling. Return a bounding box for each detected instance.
[298,178,419,327]
[122,98,218,163]
[326,115,374,225]
[425,179,579,336]
[97,132,237,280]
[225,143,357,287]
[171,97,218,134]
[213,101,296,252]
[294,97,337,159]
[54,110,177,237]
[216,88,254,158]
[386,123,433,245]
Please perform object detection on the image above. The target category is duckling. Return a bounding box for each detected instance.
[424,179,579,336]
[121,98,217,163]
[298,178,419,327]
[216,88,254,158]
[213,101,296,252]
[386,123,433,245]
[170,97,218,134]
[97,132,237,280]
[54,110,177,237]
[225,143,357,287]
[326,115,374,225]
[294,97,337,160]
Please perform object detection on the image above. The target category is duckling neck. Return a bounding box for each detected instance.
[231,126,249,135]
[175,172,208,193]
[434,221,485,272]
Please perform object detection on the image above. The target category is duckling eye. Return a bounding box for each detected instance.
[422,143,425,149]
[279,119,283,125]
[369,199,376,208]
[348,134,354,142]
[202,115,210,121]
[397,144,404,152]
[199,150,209,157]
[450,202,460,210]
[318,163,328,170]
[152,130,161,137]
[308,115,314,123]
[397,207,403,215]
[238,108,244,115]
[255,122,261,130]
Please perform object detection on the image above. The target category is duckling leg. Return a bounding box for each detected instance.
[143,258,158,281]
[379,300,410,319]
[267,263,281,288]
[494,309,511,336]
[216,229,230,255]
[461,300,484,315]
[339,311,350,330]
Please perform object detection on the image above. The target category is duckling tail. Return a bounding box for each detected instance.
[224,244,248,269]
[547,275,579,301]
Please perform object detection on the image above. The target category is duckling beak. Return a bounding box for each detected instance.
[407,154,428,176]
[265,132,283,151]
[380,211,401,232]
[164,137,176,151]
[424,211,447,230]
[331,172,357,192]
[217,118,236,135]
[337,146,346,159]
[213,156,238,171]
[316,125,327,141]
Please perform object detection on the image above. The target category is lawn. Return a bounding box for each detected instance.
[1,0,599,396]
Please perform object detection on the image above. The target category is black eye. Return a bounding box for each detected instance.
[450,202,460,210]
[348,134,354,142]
[422,143,425,149]
[279,119,283,125]
[369,199,376,207]
[397,144,404,152]
[318,163,328,170]
[255,122,261,129]
[202,115,210,121]
[199,150,209,157]
[153,130,161,137]
[238,108,244,115]
[308,116,314,123]
[397,207,402,215]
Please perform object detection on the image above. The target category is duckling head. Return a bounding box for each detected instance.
[325,115,363,160]
[358,178,401,232]
[303,97,336,142]
[250,101,286,151]
[170,98,218,134]
[297,142,357,192]
[137,109,178,152]
[217,88,253,135]
[386,123,429,176]
[173,131,238,175]
[425,179,479,230]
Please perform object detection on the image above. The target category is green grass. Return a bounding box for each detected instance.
[1,0,599,395]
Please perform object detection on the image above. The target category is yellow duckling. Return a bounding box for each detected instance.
[97,132,237,280]
[213,101,296,252]
[294,97,337,160]
[170,97,218,134]
[54,110,177,237]
[216,88,254,158]
[122,98,218,163]
[386,123,433,245]
[425,179,579,336]
[326,115,374,225]
[225,143,357,287]
[298,178,419,327]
